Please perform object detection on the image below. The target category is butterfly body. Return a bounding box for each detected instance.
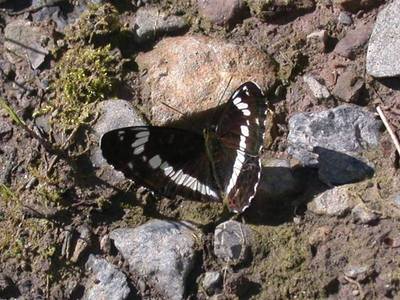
[101,81,267,213]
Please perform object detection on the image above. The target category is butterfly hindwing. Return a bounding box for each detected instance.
[100,126,219,202]
[211,81,267,212]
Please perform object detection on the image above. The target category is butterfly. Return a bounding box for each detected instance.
[100,81,267,213]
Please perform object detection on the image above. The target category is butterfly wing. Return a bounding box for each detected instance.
[100,126,220,202]
[212,81,267,212]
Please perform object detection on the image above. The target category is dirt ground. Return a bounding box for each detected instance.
[0,0,400,299]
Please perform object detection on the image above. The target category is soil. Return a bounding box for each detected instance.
[0,1,400,299]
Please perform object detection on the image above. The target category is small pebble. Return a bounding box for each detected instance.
[202,271,222,295]
[338,11,352,25]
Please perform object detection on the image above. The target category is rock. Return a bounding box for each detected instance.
[99,234,111,254]
[110,220,201,300]
[338,11,352,25]
[71,225,93,263]
[334,23,373,59]
[132,7,188,44]
[91,99,146,171]
[214,220,252,265]
[303,74,331,100]
[248,0,315,19]
[4,20,49,69]
[202,271,222,295]
[333,0,382,12]
[258,159,300,199]
[308,185,354,216]
[84,255,131,300]
[366,1,400,77]
[331,67,364,103]
[344,264,372,281]
[32,6,68,33]
[351,203,379,224]
[198,0,245,27]
[136,36,276,125]
[287,104,381,166]
[316,147,374,185]
[307,30,328,52]
[93,99,146,139]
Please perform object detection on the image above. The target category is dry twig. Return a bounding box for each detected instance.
[377,106,400,156]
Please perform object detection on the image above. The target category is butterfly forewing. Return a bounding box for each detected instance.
[216,81,267,156]
[101,126,219,202]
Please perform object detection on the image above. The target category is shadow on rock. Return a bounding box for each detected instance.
[315,147,374,186]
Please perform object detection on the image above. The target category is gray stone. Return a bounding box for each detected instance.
[351,203,379,224]
[214,220,252,265]
[259,159,300,199]
[344,264,372,281]
[303,74,331,100]
[132,7,188,43]
[338,11,352,25]
[110,220,201,300]
[84,255,131,300]
[202,271,222,295]
[308,185,354,216]
[4,20,49,69]
[198,0,245,27]
[366,1,400,77]
[93,99,145,139]
[32,6,68,33]
[287,104,381,167]
[331,67,364,103]
[91,99,146,170]
[334,23,373,59]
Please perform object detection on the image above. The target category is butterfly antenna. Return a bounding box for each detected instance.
[161,101,184,116]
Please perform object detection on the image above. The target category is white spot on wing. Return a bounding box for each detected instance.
[236,102,248,110]
[240,135,246,150]
[149,155,162,169]
[242,109,251,116]
[131,136,148,148]
[133,145,145,155]
[136,131,150,138]
[240,125,249,137]
[233,97,241,105]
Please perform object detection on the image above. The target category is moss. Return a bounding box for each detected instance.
[251,224,323,299]
[65,3,121,45]
[178,201,224,226]
[52,44,122,130]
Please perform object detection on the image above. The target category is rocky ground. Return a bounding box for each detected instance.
[0,0,400,299]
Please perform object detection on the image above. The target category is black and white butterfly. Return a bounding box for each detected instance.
[100,81,267,213]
